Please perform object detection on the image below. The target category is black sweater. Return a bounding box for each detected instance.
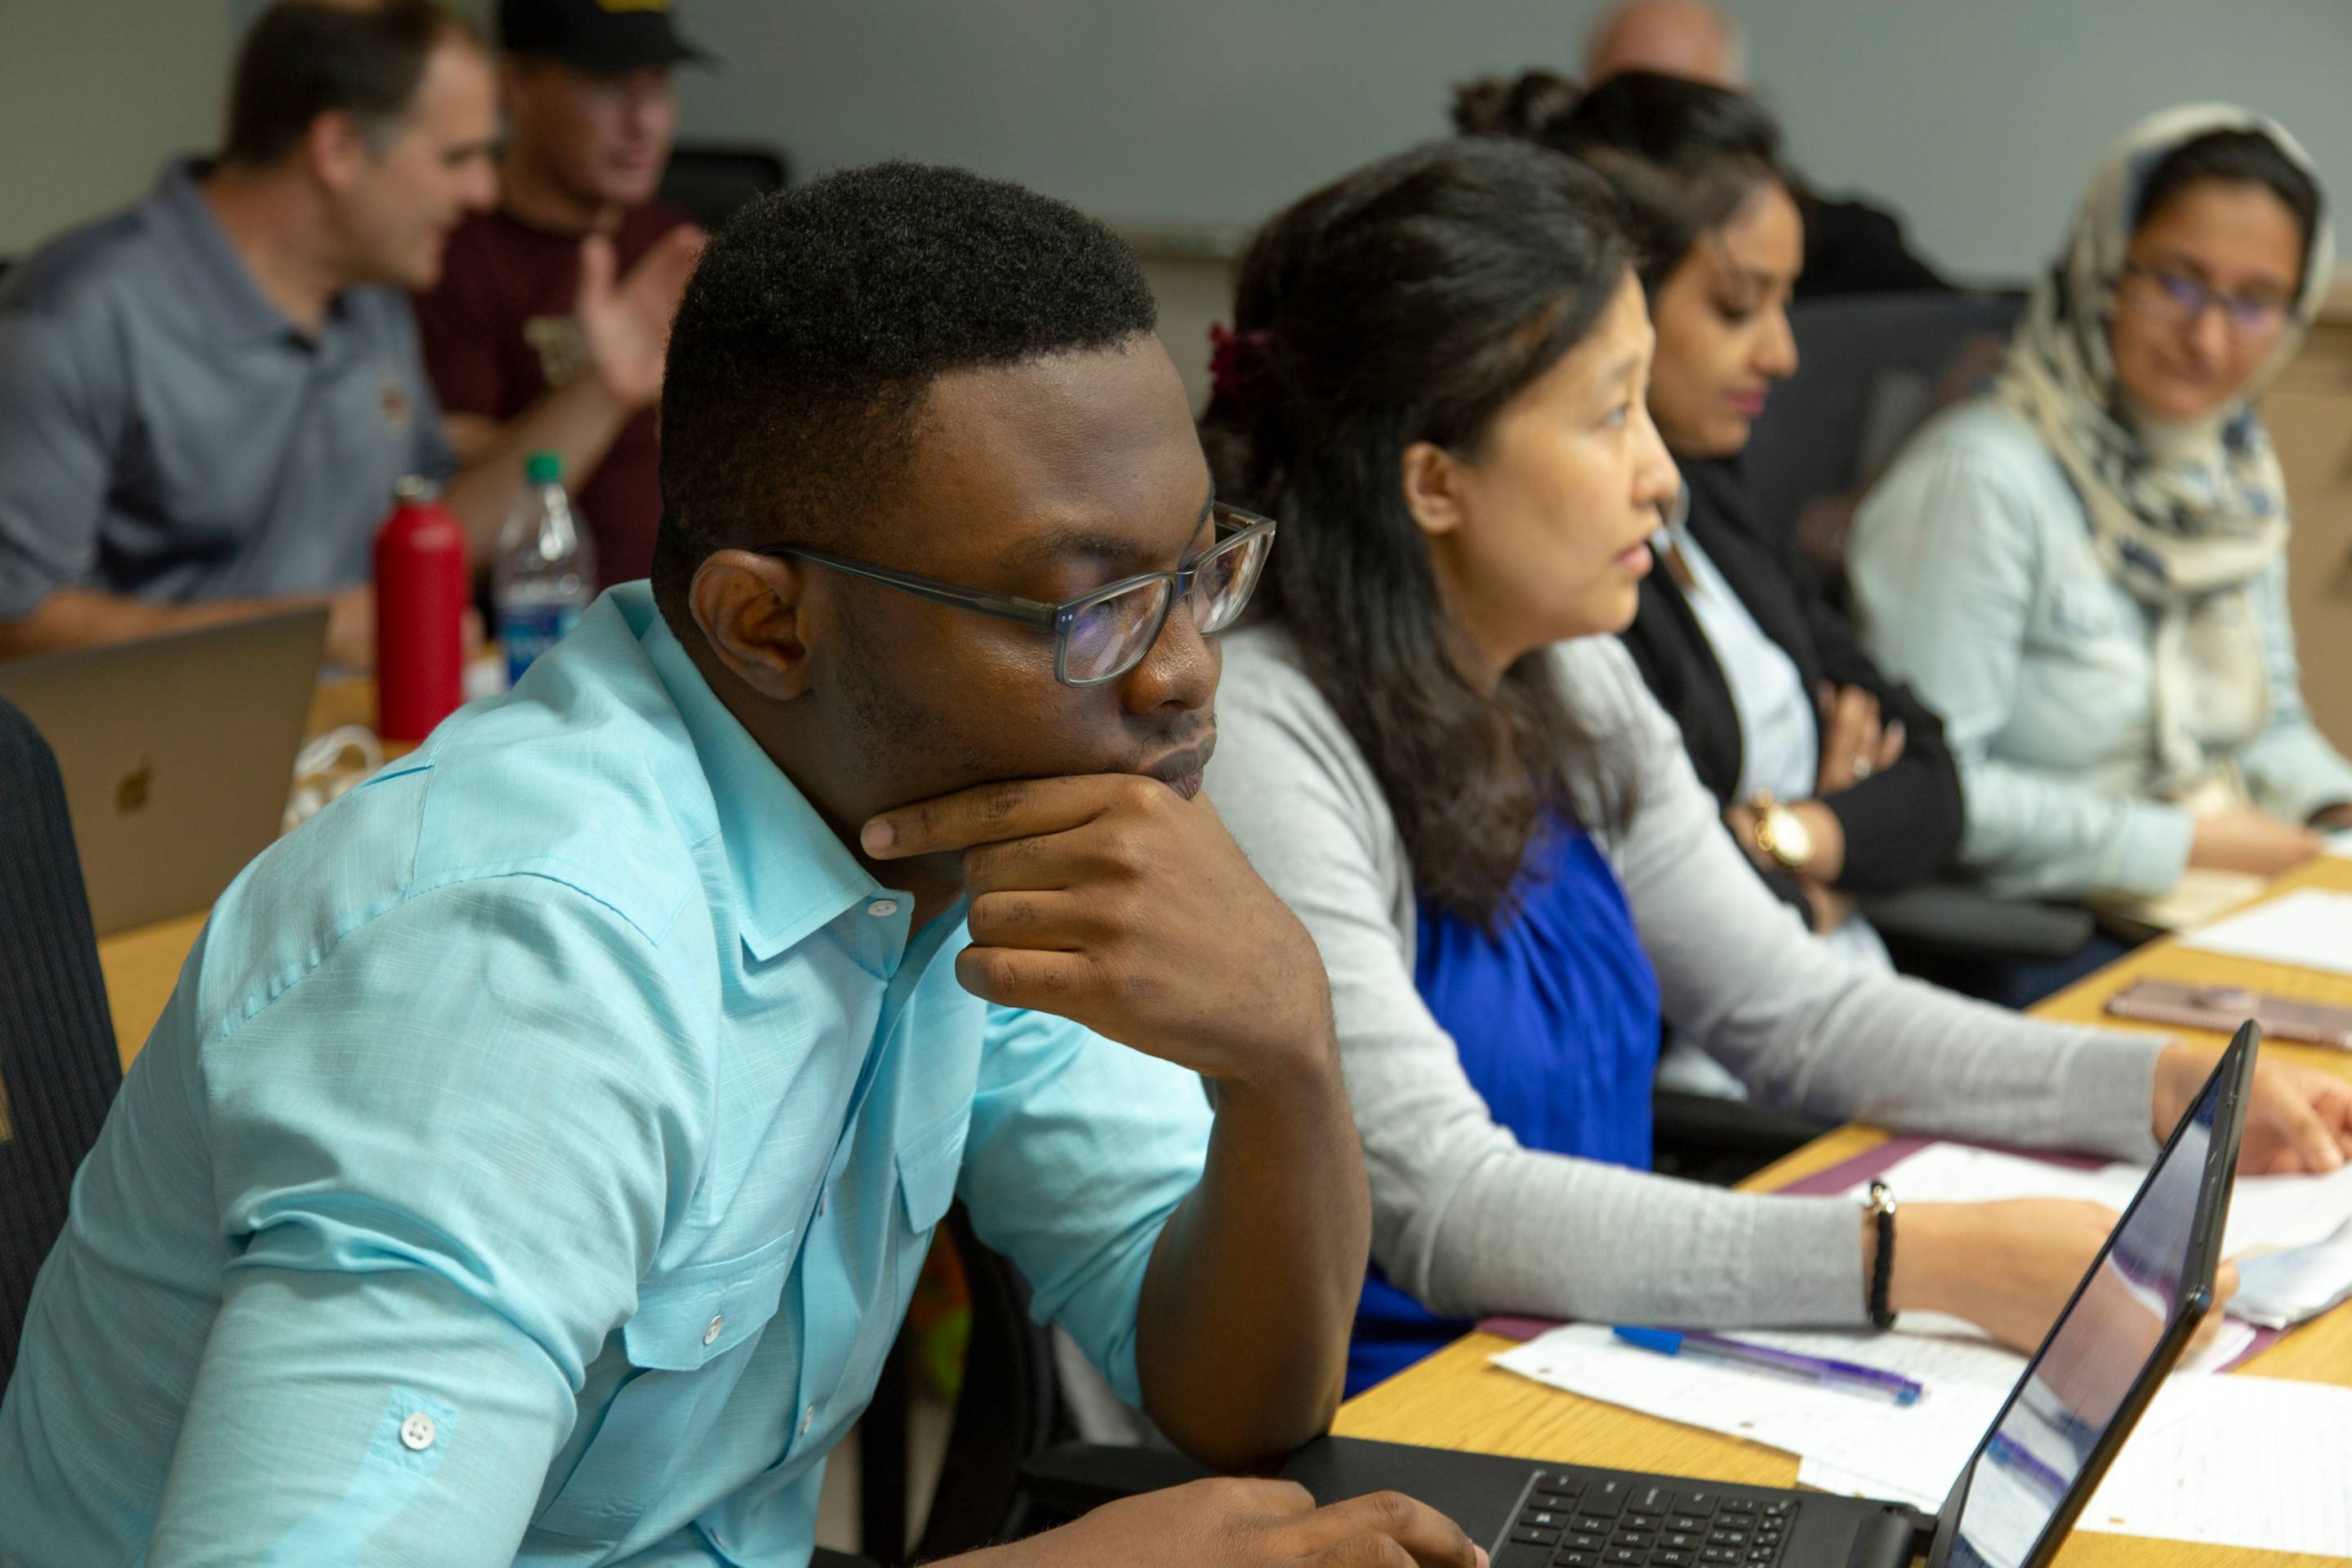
[1619,457,1965,916]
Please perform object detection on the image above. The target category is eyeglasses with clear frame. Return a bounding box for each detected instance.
[761,504,1277,688]
[2117,264,2293,341]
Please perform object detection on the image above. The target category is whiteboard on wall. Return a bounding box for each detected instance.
[669,0,2352,280]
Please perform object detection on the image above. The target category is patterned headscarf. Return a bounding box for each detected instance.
[1997,104,2335,796]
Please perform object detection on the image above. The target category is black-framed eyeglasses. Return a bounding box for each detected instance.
[2118,264,2292,340]
[763,503,1277,688]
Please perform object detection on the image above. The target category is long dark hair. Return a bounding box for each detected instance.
[1201,138,1633,924]
[1454,69,1793,294]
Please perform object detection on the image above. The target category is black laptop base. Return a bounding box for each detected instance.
[1275,1437,1929,1568]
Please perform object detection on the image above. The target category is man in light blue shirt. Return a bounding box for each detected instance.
[0,163,1480,1568]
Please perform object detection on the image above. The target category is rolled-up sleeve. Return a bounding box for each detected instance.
[0,301,120,620]
[146,879,710,1567]
[956,1007,1212,1408]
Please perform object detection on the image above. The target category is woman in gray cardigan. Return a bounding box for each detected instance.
[1197,136,2352,1395]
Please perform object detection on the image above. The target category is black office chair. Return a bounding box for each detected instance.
[0,697,123,1391]
[1744,288,2026,599]
[1732,288,2101,998]
[859,1205,1075,1563]
[658,144,790,233]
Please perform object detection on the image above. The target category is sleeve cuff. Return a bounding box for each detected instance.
[2054,1031,2166,1161]
[2107,800,2196,899]
[1748,1196,1873,1327]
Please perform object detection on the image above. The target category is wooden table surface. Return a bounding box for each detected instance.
[1332,855,2352,1568]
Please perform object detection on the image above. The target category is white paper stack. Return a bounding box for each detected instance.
[1843,1142,2352,1325]
[1488,1316,2253,1516]
[2178,887,2352,979]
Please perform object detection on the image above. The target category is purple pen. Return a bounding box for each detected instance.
[1612,1325,1926,1405]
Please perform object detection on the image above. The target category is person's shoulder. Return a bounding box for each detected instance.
[0,201,167,329]
[225,607,713,992]
[1867,398,2076,541]
[1547,632,1668,734]
[1210,622,1385,804]
[1892,397,2058,480]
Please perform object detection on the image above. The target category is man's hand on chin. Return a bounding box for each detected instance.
[860,771,1336,1085]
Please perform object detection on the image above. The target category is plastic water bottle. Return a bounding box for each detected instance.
[494,451,596,685]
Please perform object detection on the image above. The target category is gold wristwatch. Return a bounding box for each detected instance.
[1748,791,1815,874]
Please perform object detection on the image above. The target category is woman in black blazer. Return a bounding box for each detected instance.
[1456,70,1965,972]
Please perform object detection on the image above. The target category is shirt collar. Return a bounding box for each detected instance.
[147,158,337,351]
[618,584,892,960]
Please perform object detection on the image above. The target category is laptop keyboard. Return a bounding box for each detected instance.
[1494,1473,1798,1568]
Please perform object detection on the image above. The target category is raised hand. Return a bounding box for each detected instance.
[575,225,707,412]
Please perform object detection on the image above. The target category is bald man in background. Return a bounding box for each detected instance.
[1579,0,1949,299]
[1583,0,1742,85]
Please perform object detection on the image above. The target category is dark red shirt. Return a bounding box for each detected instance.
[412,202,692,586]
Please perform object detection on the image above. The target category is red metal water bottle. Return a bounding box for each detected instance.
[373,475,470,742]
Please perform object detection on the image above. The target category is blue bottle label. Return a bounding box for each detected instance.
[501,602,584,684]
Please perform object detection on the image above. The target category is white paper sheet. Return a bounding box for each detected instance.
[1494,1313,2256,1517]
[2179,886,2352,978]
[1846,1141,2352,1268]
[2078,1374,2352,1557]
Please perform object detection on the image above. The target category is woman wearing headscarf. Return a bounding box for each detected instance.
[1850,107,2352,911]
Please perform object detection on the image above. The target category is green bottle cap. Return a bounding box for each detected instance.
[523,451,562,485]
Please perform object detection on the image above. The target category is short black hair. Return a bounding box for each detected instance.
[223,0,479,169]
[2134,128,2323,269]
[1454,69,1790,293]
[653,161,1158,637]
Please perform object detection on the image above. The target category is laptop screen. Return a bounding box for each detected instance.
[1940,1050,2232,1568]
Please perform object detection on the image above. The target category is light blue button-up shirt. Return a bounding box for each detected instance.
[0,584,1214,1567]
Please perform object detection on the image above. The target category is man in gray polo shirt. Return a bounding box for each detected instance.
[0,0,686,665]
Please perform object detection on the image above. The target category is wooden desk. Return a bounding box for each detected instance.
[1333,856,2352,1568]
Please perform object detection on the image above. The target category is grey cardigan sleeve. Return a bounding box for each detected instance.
[1209,630,2167,1332]
[1555,636,2166,1152]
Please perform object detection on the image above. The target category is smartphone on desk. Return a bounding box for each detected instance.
[2106,979,2352,1049]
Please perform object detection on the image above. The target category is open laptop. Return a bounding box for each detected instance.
[1279,1021,2261,1568]
[0,606,327,935]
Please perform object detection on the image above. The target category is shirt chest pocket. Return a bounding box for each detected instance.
[532,1229,800,1548]
[897,1105,967,1239]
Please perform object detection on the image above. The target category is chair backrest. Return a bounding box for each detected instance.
[0,697,122,1390]
[658,144,790,233]
[905,1206,1062,1561]
[1741,289,2025,586]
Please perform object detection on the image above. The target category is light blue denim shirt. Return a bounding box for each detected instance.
[0,583,1213,1567]
[1849,399,2352,902]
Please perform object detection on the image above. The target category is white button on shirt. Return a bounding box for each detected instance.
[399,1413,436,1452]
[800,1405,817,1437]
[866,898,900,919]
[703,1315,724,1347]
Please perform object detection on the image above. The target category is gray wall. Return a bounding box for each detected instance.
[0,2,242,256]
[8,2,2348,299]
[670,0,2352,284]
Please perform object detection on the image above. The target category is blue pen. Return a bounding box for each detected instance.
[1612,1325,1925,1406]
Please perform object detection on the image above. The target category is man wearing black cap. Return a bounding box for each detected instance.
[413,0,714,586]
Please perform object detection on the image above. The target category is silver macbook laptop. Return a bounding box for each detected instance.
[0,607,327,935]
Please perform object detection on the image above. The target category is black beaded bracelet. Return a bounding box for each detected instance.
[1865,1180,1898,1330]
